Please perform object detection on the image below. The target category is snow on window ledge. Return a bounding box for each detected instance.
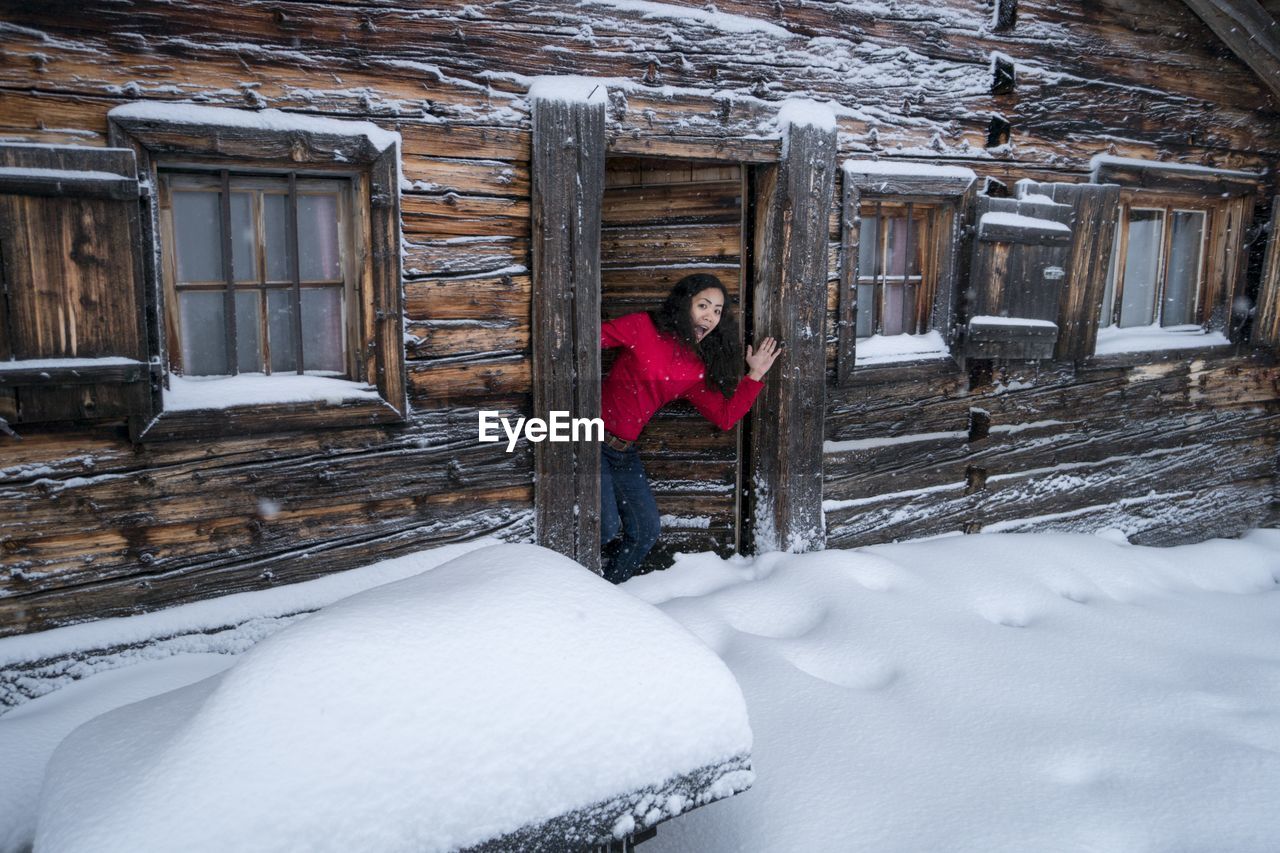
[855,330,950,367]
[162,374,382,412]
[1093,324,1230,357]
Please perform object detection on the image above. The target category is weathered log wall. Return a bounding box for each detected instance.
[1,0,1278,635]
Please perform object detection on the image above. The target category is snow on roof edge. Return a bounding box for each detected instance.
[979,211,1071,232]
[107,102,400,153]
[1089,154,1262,180]
[842,158,977,181]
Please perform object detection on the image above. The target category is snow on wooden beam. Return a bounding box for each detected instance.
[530,82,607,572]
[748,112,838,554]
[1179,0,1280,102]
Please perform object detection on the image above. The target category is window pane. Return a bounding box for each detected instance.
[179,290,228,375]
[1163,211,1204,327]
[301,287,345,373]
[298,195,341,281]
[172,191,223,282]
[267,289,298,373]
[884,216,908,278]
[882,283,906,336]
[858,215,879,279]
[230,192,258,282]
[235,290,263,373]
[856,283,874,338]
[1119,209,1164,328]
[264,194,291,282]
[1100,226,1120,326]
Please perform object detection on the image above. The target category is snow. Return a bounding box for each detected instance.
[855,330,950,366]
[979,211,1071,233]
[107,102,400,152]
[527,75,608,105]
[774,98,838,133]
[627,531,1280,852]
[0,166,131,182]
[842,158,977,180]
[1094,324,1231,356]
[971,315,1058,328]
[28,544,751,853]
[162,373,383,411]
[7,532,1280,852]
[576,0,794,37]
[2,356,141,370]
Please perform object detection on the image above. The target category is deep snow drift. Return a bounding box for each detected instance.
[3,530,1279,852]
[23,544,752,853]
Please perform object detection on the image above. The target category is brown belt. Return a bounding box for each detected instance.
[603,430,635,451]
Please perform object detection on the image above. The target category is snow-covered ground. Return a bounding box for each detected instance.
[3,530,1279,852]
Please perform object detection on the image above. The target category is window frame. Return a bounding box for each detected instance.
[836,163,974,385]
[158,169,359,380]
[1087,157,1261,361]
[108,107,406,440]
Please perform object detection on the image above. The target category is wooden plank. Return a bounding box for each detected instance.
[530,88,605,571]
[404,272,531,322]
[746,119,838,553]
[1256,197,1280,348]
[600,223,741,265]
[835,173,859,386]
[601,181,742,226]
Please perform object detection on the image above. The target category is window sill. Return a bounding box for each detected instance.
[0,358,150,387]
[1084,326,1234,369]
[840,352,962,386]
[135,396,404,442]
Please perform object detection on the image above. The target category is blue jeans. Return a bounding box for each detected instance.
[600,444,661,584]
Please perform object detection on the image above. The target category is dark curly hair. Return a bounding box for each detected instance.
[649,273,743,398]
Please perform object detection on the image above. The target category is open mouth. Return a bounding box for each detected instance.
[694,324,710,339]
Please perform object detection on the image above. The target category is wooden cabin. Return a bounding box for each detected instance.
[2,0,1279,638]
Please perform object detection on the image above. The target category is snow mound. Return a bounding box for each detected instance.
[35,544,752,853]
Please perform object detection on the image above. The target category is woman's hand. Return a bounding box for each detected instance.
[746,337,781,381]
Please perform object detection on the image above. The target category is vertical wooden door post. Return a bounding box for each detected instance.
[530,81,606,571]
[747,116,838,553]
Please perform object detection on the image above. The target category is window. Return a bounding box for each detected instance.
[855,201,940,338]
[160,172,354,378]
[1100,203,1208,330]
[1089,156,1262,358]
[108,103,407,439]
[836,160,975,383]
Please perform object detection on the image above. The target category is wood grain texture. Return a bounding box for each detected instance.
[530,91,605,570]
[747,120,838,553]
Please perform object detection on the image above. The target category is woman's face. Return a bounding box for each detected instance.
[690,287,725,342]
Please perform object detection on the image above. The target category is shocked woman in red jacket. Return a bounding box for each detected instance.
[600,273,780,584]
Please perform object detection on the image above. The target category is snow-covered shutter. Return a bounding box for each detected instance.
[1254,197,1280,349]
[965,195,1073,360]
[0,144,153,432]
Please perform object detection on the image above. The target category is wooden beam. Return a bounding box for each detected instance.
[1253,197,1280,348]
[746,118,838,553]
[1179,0,1280,102]
[530,86,606,572]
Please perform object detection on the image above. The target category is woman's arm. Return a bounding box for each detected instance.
[681,374,765,431]
[680,336,780,430]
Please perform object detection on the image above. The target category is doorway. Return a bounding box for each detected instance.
[599,156,751,569]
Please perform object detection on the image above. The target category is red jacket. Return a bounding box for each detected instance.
[601,312,764,441]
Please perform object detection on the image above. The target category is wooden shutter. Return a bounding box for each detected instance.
[965,195,1073,360]
[1256,197,1280,348]
[0,144,153,431]
[1017,181,1121,360]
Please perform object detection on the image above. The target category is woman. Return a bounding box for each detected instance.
[599,273,780,584]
